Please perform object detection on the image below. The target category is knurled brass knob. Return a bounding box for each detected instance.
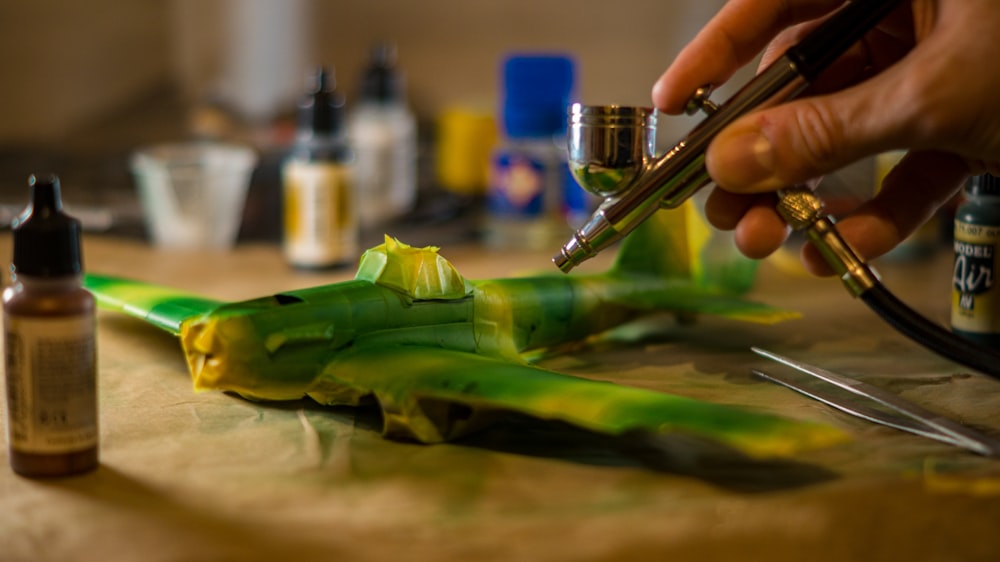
[776,186,825,231]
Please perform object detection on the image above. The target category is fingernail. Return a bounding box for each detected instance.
[710,128,782,192]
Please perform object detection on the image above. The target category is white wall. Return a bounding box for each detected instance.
[0,0,171,142]
[0,0,731,144]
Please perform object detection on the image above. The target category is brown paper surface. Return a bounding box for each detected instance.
[2,236,1000,562]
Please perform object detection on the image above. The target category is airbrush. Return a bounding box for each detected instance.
[554,0,1000,380]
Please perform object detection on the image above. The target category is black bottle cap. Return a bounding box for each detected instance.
[967,174,1000,197]
[359,42,405,104]
[11,174,83,277]
[297,66,345,135]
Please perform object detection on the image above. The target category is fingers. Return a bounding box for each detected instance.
[758,8,912,87]
[654,0,982,277]
[704,188,790,259]
[651,0,842,113]
[734,198,791,259]
[709,150,966,276]
[703,186,752,230]
[705,65,907,194]
[702,10,951,195]
[800,150,968,276]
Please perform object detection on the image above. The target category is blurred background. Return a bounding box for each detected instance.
[0,0,755,245]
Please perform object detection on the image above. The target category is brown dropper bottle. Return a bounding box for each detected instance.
[3,174,98,477]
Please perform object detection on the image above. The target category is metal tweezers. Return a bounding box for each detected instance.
[751,347,1000,457]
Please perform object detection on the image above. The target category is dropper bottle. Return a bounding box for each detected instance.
[3,174,99,477]
[282,66,357,269]
[951,173,1000,346]
[348,42,418,230]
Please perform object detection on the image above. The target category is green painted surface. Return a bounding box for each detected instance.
[84,208,846,457]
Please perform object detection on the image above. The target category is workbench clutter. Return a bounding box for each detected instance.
[282,44,417,270]
[4,207,1000,561]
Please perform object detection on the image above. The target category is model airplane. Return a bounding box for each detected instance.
[85,206,847,457]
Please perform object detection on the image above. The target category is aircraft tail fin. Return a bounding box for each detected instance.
[610,201,759,295]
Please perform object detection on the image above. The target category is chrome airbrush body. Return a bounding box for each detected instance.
[554,0,902,273]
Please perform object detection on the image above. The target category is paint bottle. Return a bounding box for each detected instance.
[348,42,418,231]
[3,174,99,477]
[483,54,586,250]
[282,67,357,269]
[951,173,1000,347]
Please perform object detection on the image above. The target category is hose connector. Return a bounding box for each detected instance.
[776,186,879,297]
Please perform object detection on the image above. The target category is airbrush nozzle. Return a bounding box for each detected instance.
[553,207,627,272]
[552,242,580,273]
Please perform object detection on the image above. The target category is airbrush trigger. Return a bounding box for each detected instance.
[684,85,720,117]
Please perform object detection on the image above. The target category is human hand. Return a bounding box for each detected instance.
[652,0,1000,275]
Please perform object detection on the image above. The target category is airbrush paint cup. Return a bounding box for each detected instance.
[131,142,257,249]
[567,104,657,197]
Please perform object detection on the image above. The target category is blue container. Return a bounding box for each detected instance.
[501,55,576,138]
[484,54,591,249]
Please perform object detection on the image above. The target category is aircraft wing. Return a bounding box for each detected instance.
[83,273,842,458]
[304,345,847,458]
[85,274,223,335]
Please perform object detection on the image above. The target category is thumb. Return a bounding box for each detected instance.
[704,82,897,193]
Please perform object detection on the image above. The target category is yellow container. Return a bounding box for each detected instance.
[435,107,496,195]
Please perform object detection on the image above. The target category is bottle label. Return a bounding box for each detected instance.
[952,221,1000,334]
[351,113,418,226]
[487,152,547,217]
[283,160,357,267]
[4,315,98,454]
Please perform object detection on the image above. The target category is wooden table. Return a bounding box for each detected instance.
[2,234,999,562]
